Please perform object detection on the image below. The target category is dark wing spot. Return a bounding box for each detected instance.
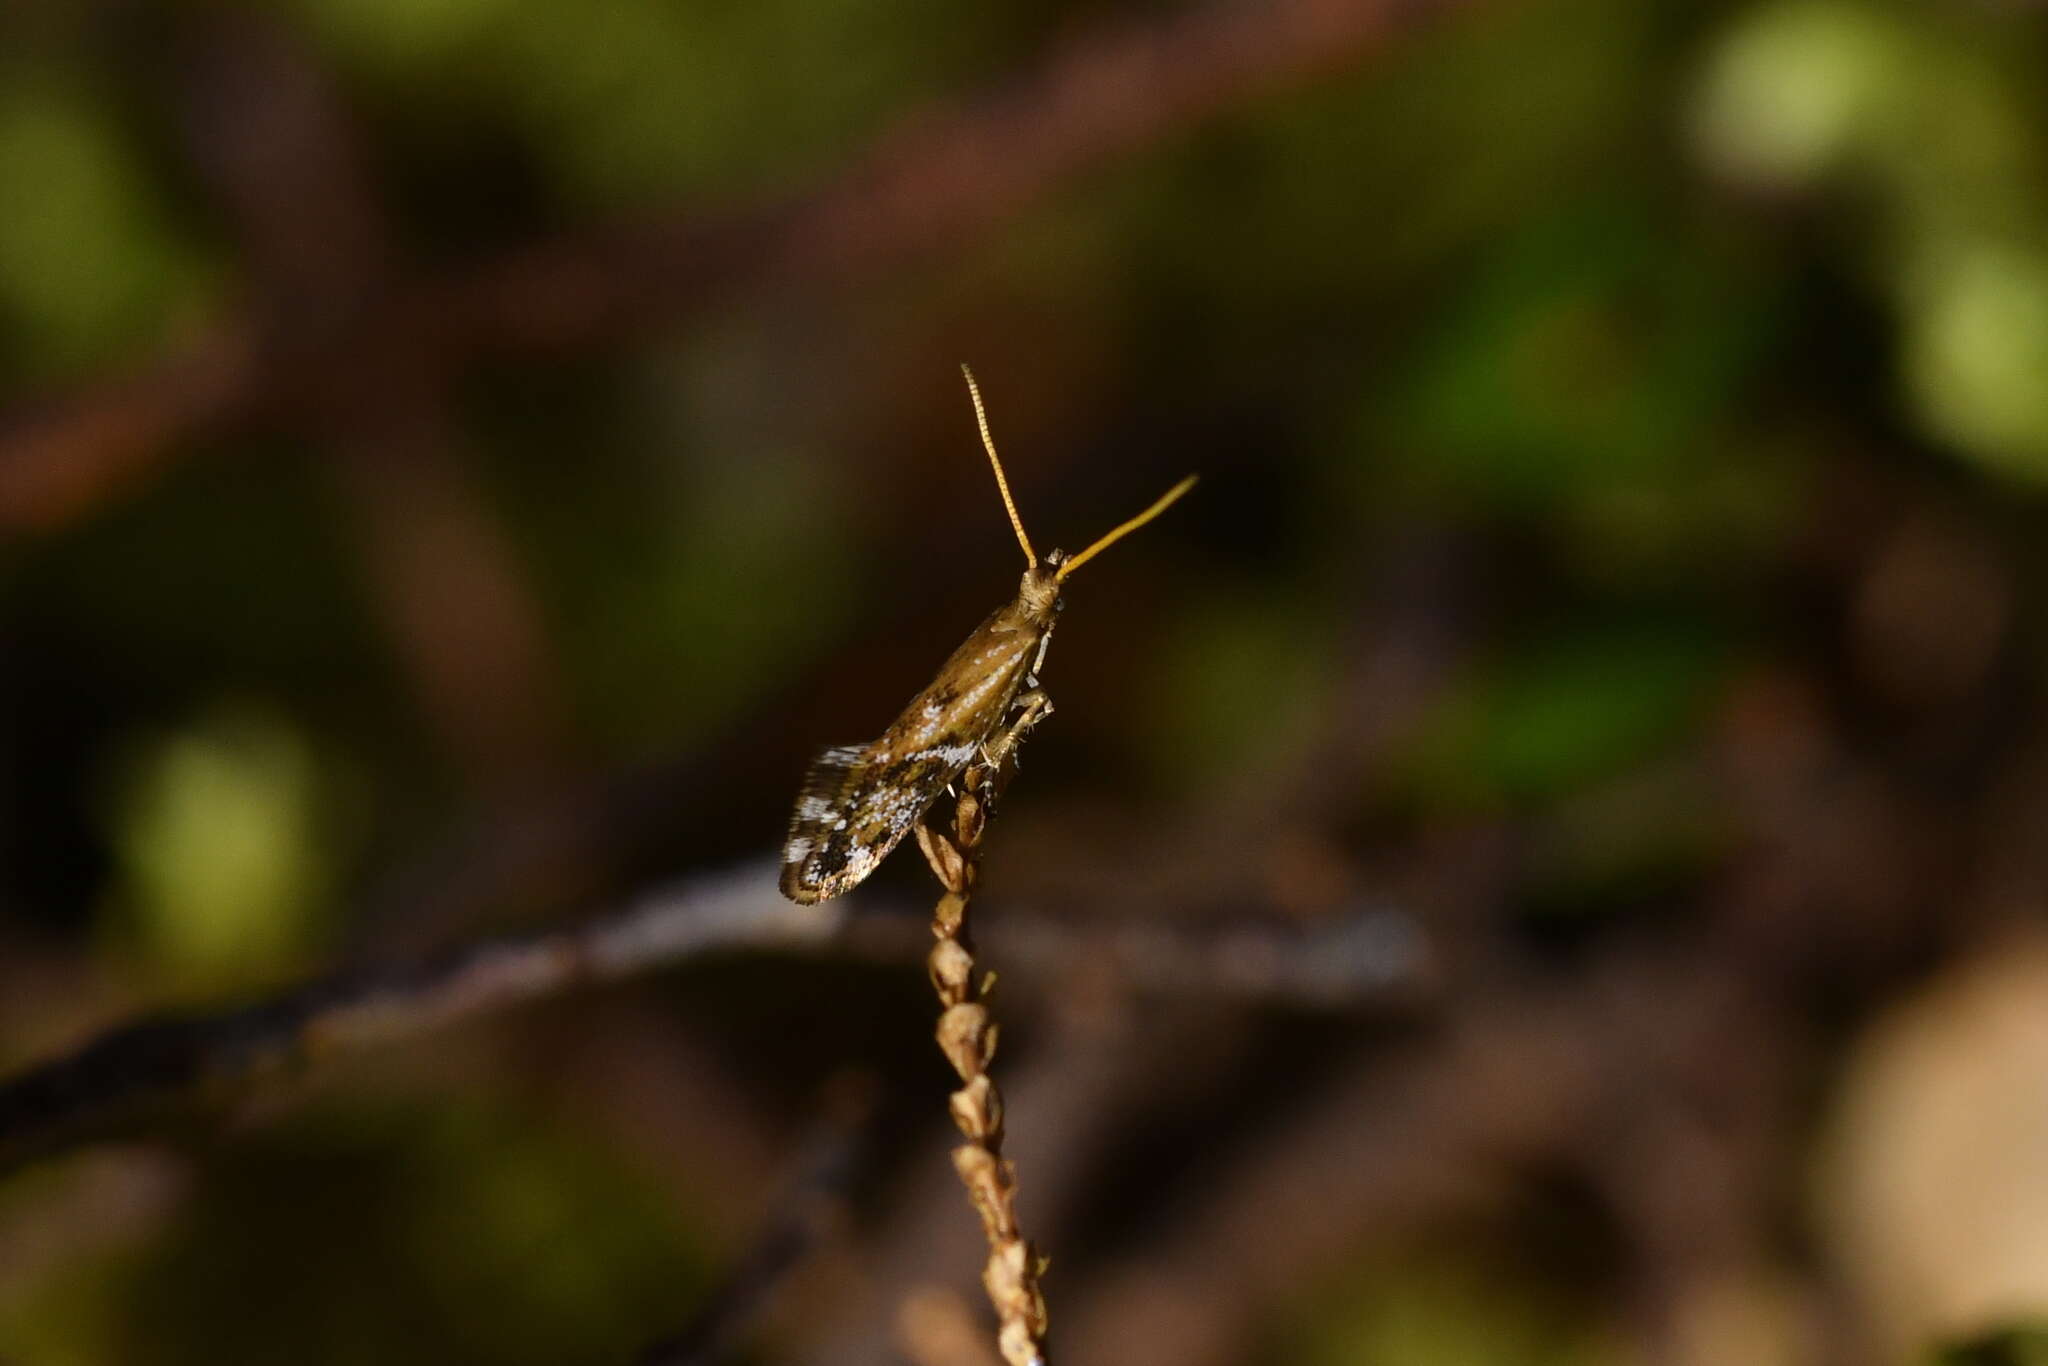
[778,740,974,903]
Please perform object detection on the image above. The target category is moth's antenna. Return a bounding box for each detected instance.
[961,364,1037,569]
[1056,474,1198,582]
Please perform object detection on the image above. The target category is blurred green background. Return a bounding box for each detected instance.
[6,0,2048,1362]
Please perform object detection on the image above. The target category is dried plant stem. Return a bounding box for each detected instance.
[914,694,1052,1366]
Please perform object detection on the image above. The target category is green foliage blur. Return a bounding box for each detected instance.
[1933,1326,2048,1366]
[6,0,2048,1361]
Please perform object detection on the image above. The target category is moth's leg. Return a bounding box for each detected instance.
[929,689,1053,883]
[979,687,1052,772]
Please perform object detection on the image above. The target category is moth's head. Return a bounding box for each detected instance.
[1018,560,1062,618]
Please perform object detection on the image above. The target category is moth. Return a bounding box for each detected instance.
[778,367,1196,904]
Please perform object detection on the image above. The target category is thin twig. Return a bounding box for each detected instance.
[0,861,1434,1179]
[0,867,839,1176]
[915,710,1053,1366]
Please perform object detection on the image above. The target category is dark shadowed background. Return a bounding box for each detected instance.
[5,1,2048,1362]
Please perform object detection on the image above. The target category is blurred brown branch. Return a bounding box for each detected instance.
[0,0,1474,537]
[174,10,572,783]
[0,866,1433,1177]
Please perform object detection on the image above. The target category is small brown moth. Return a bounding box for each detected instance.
[778,367,1196,904]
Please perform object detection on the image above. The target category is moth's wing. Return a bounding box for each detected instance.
[778,741,970,903]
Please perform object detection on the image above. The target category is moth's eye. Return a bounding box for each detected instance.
[1055,596,1066,613]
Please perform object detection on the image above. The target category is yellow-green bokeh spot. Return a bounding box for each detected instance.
[1288,1257,1629,1366]
[1904,242,2048,485]
[100,707,349,990]
[1928,1323,2048,1366]
[0,84,216,386]
[1691,0,1909,188]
